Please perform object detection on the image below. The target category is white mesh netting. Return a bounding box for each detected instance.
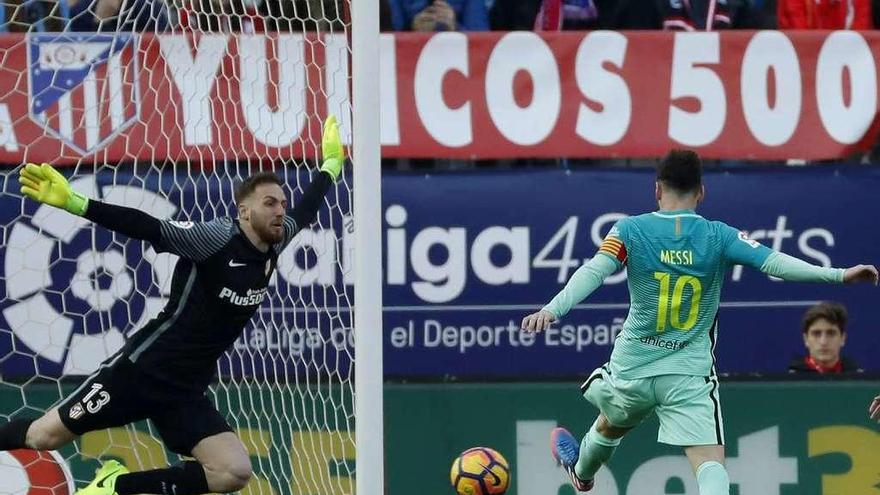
[0,1,356,494]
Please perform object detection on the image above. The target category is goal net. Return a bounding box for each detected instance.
[0,1,371,494]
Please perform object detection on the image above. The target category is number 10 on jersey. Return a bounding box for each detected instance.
[654,272,702,332]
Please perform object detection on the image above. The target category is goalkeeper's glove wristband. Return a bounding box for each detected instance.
[320,158,343,182]
[66,190,90,216]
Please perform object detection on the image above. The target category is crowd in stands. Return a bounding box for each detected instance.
[0,0,343,32]
[1,0,877,33]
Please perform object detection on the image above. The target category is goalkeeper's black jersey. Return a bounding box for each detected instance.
[83,172,332,393]
[123,217,288,392]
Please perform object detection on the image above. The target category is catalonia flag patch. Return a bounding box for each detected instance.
[598,236,627,264]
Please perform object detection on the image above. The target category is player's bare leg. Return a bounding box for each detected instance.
[684,445,729,495]
[192,431,253,493]
[594,414,631,439]
[27,408,78,449]
[551,414,633,492]
[0,407,77,451]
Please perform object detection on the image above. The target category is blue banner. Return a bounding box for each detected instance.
[1,165,877,380]
[379,166,879,378]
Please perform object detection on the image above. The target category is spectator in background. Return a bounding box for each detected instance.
[730,0,777,29]
[533,0,598,30]
[490,0,663,30]
[875,0,880,28]
[778,0,872,28]
[178,0,350,33]
[176,0,263,32]
[381,0,394,31]
[788,302,862,374]
[661,0,732,30]
[594,0,663,28]
[180,0,293,33]
[390,0,488,31]
[489,0,541,29]
[67,0,169,31]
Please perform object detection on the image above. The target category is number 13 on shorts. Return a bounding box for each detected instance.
[654,271,702,332]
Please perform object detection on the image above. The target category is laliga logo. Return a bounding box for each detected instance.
[0,450,75,495]
[2,176,177,375]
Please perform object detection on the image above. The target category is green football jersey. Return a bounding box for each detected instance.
[599,209,773,379]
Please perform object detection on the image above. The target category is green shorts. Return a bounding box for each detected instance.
[580,364,724,446]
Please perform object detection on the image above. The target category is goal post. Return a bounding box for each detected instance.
[351,1,385,495]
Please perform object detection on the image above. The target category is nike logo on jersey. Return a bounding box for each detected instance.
[228,260,247,267]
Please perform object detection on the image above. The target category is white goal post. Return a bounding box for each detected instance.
[351,0,385,494]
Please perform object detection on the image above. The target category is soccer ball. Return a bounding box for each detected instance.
[449,447,510,495]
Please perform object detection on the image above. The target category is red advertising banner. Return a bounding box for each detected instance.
[1,30,879,164]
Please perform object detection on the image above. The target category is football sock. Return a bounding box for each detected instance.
[574,420,621,481]
[115,462,209,495]
[696,461,730,495]
[0,418,34,450]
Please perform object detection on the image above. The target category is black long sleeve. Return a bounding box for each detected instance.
[85,199,235,261]
[83,199,163,243]
[84,171,332,258]
[289,170,333,229]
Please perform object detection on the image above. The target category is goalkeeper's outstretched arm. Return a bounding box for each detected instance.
[278,115,345,246]
[287,170,333,230]
[18,162,165,244]
[19,163,232,262]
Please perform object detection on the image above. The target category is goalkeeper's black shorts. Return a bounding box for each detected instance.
[56,355,232,455]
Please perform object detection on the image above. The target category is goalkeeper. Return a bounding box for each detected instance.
[0,117,346,495]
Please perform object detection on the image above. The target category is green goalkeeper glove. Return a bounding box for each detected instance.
[19,162,89,216]
[320,115,345,182]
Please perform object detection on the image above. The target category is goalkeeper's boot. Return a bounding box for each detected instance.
[75,460,129,495]
[551,427,594,492]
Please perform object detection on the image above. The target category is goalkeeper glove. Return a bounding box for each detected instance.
[19,162,89,216]
[320,114,345,182]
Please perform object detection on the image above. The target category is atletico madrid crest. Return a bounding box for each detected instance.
[27,33,140,156]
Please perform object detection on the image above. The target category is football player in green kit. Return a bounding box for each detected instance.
[521,150,878,495]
